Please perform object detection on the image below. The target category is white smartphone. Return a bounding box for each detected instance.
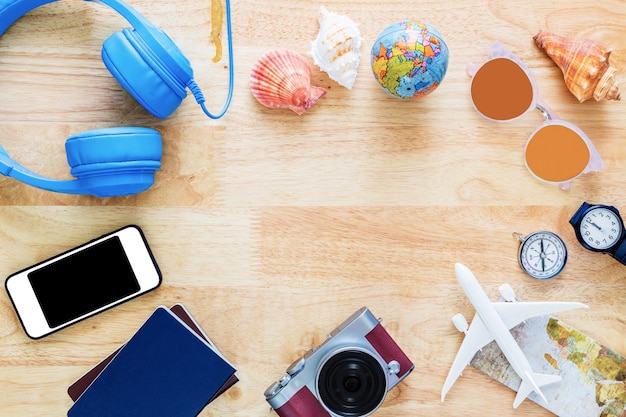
[5,225,161,339]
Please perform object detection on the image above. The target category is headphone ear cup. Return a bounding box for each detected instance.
[65,127,162,197]
[102,28,193,119]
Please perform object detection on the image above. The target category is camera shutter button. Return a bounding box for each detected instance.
[286,357,306,376]
[264,381,283,399]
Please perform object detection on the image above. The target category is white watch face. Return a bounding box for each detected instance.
[580,207,623,250]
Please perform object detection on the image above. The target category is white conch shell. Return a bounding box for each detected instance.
[250,49,327,115]
[533,30,621,103]
[309,6,362,89]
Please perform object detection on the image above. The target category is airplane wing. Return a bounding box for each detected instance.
[441,312,494,401]
[441,300,588,401]
[493,301,588,330]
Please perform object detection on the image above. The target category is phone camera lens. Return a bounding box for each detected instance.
[317,350,386,416]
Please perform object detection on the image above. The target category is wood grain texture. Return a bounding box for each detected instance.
[1,0,625,416]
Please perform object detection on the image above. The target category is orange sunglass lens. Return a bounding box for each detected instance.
[525,124,590,182]
[471,58,534,121]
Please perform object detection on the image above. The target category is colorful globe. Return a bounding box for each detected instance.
[371,21,449,99]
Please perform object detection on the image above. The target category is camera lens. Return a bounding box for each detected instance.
[317,349,387,416]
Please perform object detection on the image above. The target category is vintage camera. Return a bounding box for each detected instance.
[264,307,414,417]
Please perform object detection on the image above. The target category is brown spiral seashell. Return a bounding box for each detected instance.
[533,29,621,103]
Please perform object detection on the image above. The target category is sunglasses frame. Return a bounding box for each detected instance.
[467,42,603,190]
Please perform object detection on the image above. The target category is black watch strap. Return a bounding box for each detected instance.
[612,240,626,265]
[569,202,593,227]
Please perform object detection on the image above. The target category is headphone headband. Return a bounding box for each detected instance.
[0,0,53,35]
[0,0,158,36]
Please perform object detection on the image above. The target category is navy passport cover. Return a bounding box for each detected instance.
[67,304,238,402]
[67,306,237,417]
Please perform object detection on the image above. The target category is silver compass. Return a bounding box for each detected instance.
[514,231,568,280]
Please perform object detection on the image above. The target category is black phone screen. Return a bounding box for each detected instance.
[28,236,140,328]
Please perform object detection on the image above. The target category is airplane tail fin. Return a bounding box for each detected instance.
[513,372,561,408]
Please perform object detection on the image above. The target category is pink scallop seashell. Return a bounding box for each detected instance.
[250,49,327,115]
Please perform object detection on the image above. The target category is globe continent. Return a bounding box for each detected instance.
[371,21,449,99]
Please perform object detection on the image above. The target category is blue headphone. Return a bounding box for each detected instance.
[0,0,234,197]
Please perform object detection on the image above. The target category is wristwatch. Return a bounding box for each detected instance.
[569,202,626,264]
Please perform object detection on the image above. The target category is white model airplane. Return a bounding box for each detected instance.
[441,263,588,408]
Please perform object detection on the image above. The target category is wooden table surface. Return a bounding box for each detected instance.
[1,0,626,415]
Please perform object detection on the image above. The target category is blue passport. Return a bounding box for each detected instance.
[68,306,237,417]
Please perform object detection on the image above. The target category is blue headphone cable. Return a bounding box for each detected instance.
[187,0,234,120]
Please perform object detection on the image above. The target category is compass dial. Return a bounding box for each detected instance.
[518,231,568,280]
